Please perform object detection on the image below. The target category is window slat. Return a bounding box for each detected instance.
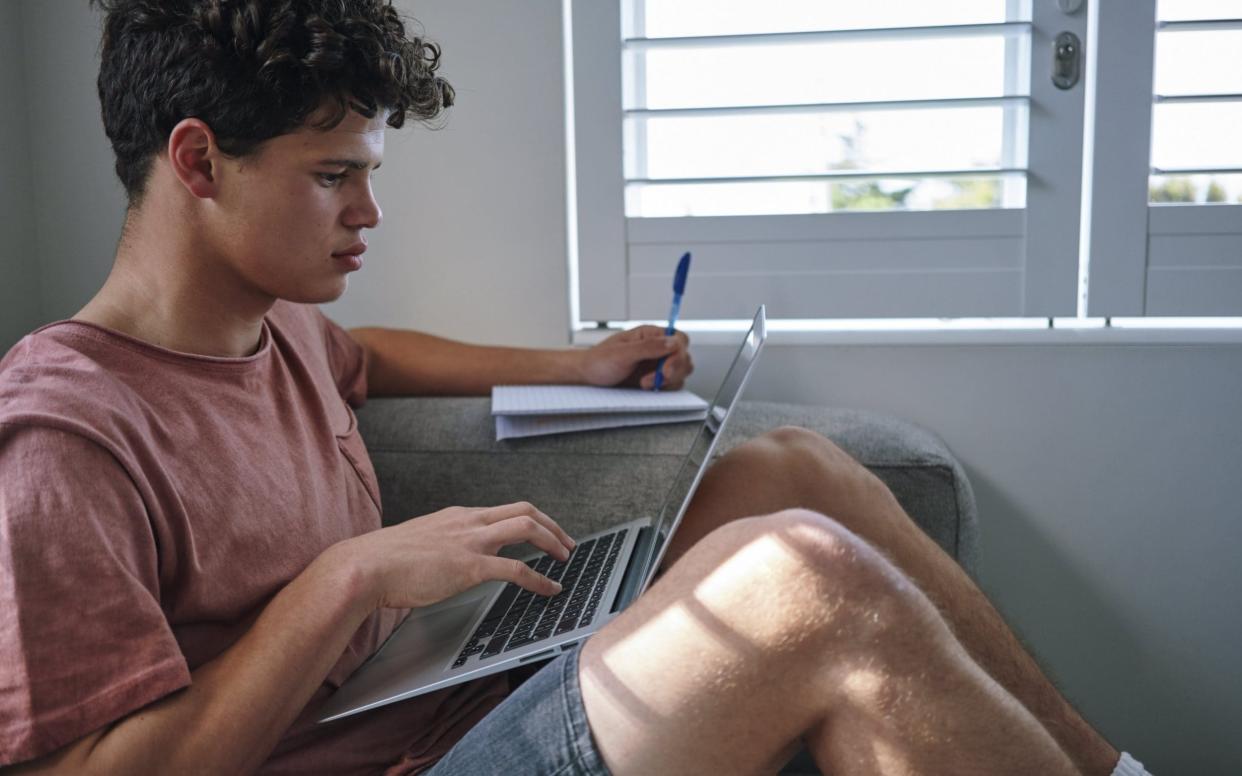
[1154,93,1242,104]
[639,0,1022,40]
[624,22,1031,49]
[629,169,1025,186]
[1152,166,1242,176]
[632,36,1015,110]
[1156,18,1242,32]
[626,209,1025,243]
[626,95,1030,119]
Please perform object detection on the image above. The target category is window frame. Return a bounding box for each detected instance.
[1084,0,1242,316]
[568,0,1090,324]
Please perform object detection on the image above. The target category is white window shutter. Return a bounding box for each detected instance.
[1088,0,1242,317]
[570,0,1090,322]
[571,0,629,322]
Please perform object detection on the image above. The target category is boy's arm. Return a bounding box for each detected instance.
[7,501,572,775]
[348,325,692,397]
[6,543,371,775]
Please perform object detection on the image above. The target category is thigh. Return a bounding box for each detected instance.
[579,512,842,776]
[423,650,611,776]
[659,426,891,576]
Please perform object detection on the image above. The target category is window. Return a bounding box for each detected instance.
[1082,0,1242,316]
[622,2,1029,219]
[1150,2,1242,206]
[568,0,1240,326]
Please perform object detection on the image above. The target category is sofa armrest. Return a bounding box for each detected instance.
[355,397,978,575]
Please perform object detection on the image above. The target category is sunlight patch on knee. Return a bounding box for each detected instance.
[691,532,838,650]
[586,525,871,728]
[591,601,744,719]
[590,533,834,718]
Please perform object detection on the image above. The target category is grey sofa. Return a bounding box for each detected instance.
[355,397,979,774]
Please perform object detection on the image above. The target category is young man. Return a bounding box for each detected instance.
[0,1,1147,774]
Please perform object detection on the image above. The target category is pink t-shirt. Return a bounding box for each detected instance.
[0,302,509,772]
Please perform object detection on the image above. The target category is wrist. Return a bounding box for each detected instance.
[562,346,590,384]
[317,539,381,616]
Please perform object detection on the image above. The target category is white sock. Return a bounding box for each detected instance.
[1112,752,1153,776]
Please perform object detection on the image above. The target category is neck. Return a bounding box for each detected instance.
[76,208,274,358]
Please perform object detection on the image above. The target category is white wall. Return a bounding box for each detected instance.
[8,0,1240,771]
[0,1,41,346]
[322,0,571,347]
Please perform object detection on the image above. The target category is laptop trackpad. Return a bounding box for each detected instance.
[375,597,482,665]
[318,597,485,721]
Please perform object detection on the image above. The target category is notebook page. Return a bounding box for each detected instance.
[492,385,707,416]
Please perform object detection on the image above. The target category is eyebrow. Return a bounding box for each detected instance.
[317,158,382,171]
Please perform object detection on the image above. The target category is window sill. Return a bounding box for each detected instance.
[571,321,1242,347]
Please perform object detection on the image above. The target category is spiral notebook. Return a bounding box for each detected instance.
[491,385,709,440]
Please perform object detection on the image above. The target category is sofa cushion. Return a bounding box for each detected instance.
[355,398,977,574]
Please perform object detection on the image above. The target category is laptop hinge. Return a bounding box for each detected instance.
[611,525,654,614]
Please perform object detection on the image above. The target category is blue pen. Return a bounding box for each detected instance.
[653,251,691,391]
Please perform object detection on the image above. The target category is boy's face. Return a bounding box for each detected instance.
[207,107,387,305]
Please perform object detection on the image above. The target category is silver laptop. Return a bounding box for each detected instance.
[318,305,767,723]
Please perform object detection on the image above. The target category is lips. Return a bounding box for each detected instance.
[333,242,367,257]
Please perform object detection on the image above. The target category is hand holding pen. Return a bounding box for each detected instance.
[575,251,693,390]
[654,251,691,391]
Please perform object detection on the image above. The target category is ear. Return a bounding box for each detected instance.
[166,118,221,199]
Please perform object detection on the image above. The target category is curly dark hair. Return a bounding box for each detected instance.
[92,0,454,206]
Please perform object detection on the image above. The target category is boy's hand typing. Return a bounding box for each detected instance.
[339,502,576,611]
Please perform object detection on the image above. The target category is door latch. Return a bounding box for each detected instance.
[1052,31,1082,90]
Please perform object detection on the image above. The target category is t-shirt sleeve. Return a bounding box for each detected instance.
[0,424,190,766]
[318,313,369,407]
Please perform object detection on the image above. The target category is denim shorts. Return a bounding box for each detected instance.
[422,646,612,776]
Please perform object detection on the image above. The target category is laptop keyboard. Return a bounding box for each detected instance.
[452,528,628,668]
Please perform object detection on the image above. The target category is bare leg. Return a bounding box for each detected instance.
[658,427,1119,775]
[580,510,1078,776]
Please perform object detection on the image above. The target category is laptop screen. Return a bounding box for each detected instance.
[637,306,767,589]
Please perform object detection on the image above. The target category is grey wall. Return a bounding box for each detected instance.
[0,1,41,346]
[321,0,571,347]
[20,0,126,324]
[6,0,1240,771]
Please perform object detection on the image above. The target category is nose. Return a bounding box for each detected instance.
[345,179,383,230]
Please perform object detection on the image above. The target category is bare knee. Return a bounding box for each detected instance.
[726,511,965,722]
[734,427,887,496]
[580,508,918,776]
[768,508,918,602]
[757,425,848,461]
[724,427,909,540]
[707,508,887,577]
[728,425,838,468]
[762,424,838,452]
[702,509,931,645]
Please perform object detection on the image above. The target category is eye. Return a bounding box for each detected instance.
[317,171,348,187]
